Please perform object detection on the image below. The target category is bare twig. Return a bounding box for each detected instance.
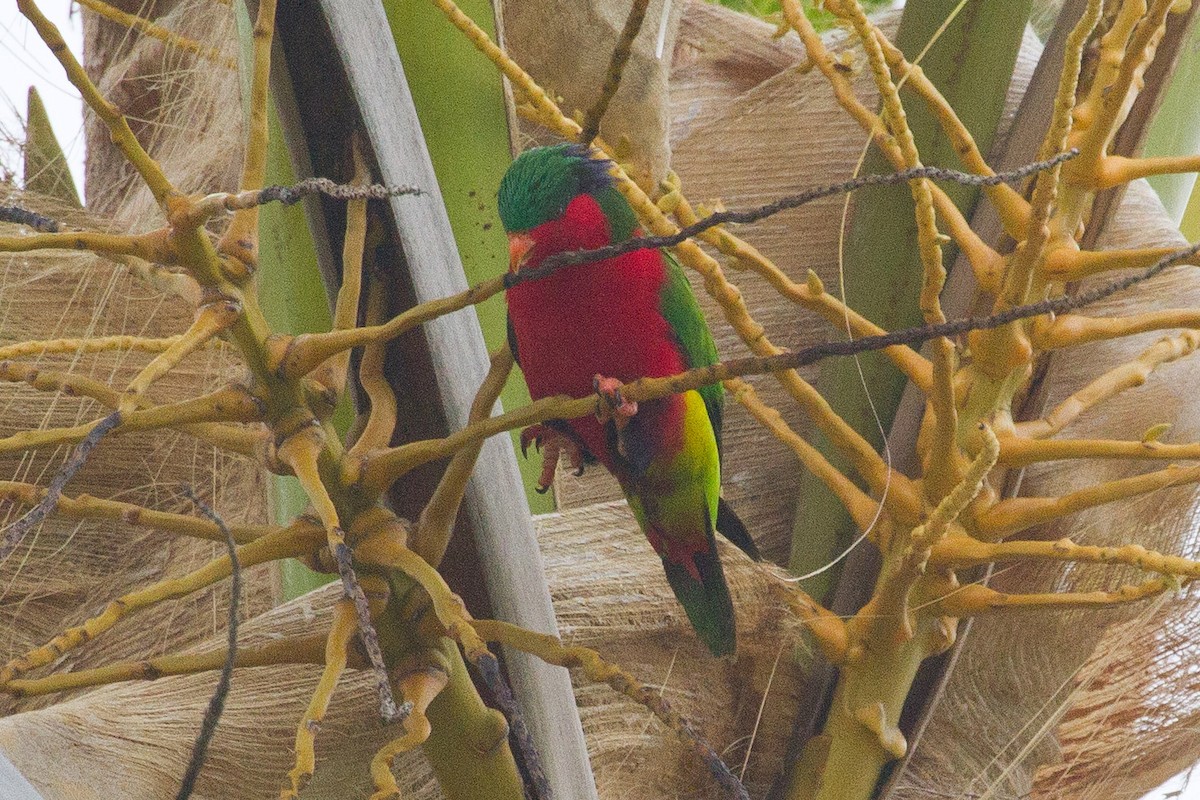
[332,540,402,722]
[579,0,650,145]
[0,204,61,232]
[506,150,1079,288]
[473,652,552,800]
[175,488,240,800]
[0,410,121,561]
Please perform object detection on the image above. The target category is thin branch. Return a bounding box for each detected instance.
[474,619,750,800]
[17,0,178,207]
[938,576,1180,616]
[0,521,321,684]
[0,334,183,361]
[0,480,269,544]
[0,411,121,561]
[1015,331,1200,439]
[579,0,650,146]
[974,464,1200,540]
[175,488,241,800]
[74,0,236,68]
[0,360,265,457]
[726,378,884,530]
[282,598,359,799]
[998,436,1200,466]
[217,0,278,265]
[3,637,325,697]
[0,384,264,456]
[929,535,1200,578]
[1036,308,1200,349]
[0,227,176,261]
[120,301,242,412]
[507,152,1080,290]
[360,240,1200,490]
[278,430,400,722]
[0,204,61,232]
[412,346,515,566]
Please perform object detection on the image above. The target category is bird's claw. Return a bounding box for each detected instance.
[594,374,637,430]
[520,424,546,458]
[520,424,586,493]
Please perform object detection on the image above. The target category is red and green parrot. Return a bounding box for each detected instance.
[498,143,761,656]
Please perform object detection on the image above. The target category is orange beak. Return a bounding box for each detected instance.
[508,232,535,273]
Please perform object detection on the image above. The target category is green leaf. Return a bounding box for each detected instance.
[23,87,81,207]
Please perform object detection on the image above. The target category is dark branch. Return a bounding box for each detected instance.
[333,539,405,722]
[472,652,552,800]
[579,0,650,146]
[505,150,1080,289]
[0,204,62,232]
[256,178,422,207]
[666,238,1200,384]
[0,411,121,561]
[175,488,240,800]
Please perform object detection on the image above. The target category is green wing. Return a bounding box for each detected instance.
[658,250,724,455]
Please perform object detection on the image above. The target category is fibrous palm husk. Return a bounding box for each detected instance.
[0,194,273,719]
[2,1,1199,799]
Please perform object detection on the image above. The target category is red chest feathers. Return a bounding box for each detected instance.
[505,194,687,402]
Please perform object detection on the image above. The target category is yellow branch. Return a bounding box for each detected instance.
[412,347,514,567]
[0,521,322,684]
[325,146,370,398]
[0,360,265,457]
[929,534,1200,578]
[74,0,237,68]
[370,653,450,800]
[347,283,399,456]
[670,192,933,391]
[873,30,1030,239]
[727,378,881,531]
[218,0,278,270]
[282,598,358,799]
[1036,309,1200,349]
[973,464,1200,540]
[4,636,325,698]
[0,335,182,361]
[1016,331,1200,438]
[998,436,1200,465]
[998,0,1104,309]
[0,384,264,455]
[1042,243,1200,281]
[0,228,175,261]
[354,530,491,661]
[119,300,243,412]
[279,276,506,379]
[1094,153,1200,188]
[938,575,1180,616]
[778,0,1003,292]
[0,480,271,544]
[1071,0,1174,187]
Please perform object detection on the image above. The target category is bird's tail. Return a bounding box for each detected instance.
[658,512,737,657]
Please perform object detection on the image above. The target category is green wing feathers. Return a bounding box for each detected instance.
[658,251,724,453]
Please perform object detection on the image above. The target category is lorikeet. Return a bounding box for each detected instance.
[498,143,760,656]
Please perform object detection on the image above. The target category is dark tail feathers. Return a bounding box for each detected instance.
[716,498,761,561]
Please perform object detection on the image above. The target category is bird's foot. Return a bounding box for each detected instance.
[519,424,586,494]
[593,374,637,431]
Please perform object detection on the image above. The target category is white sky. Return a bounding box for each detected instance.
[0,1,86,196]
[0,3,1197,799]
